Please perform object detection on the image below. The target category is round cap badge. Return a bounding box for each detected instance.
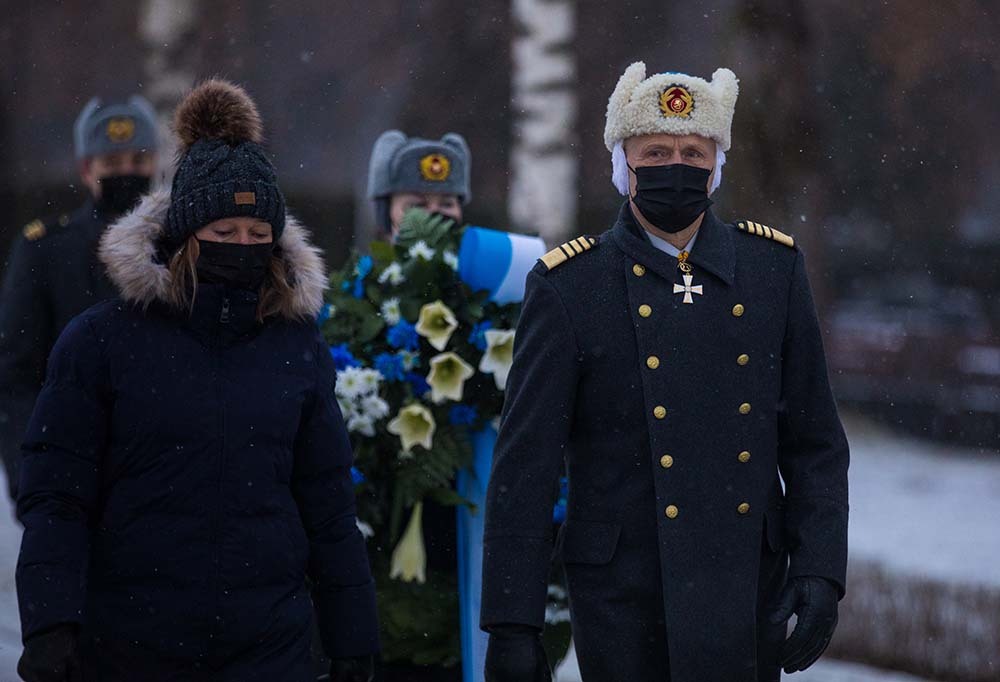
[659,86,694,118]
[106,117,137,143]
[419,153,451,182]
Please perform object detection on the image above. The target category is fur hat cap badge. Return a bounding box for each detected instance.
[604,62,739,152]
[367,130,471,203]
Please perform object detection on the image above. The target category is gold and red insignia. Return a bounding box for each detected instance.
[419,153,451,182]
[106,117,136,143]
[659,86,694,118]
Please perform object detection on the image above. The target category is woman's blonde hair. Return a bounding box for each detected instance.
[167,236,298,321]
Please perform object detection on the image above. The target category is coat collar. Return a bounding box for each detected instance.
[610,202,735,286]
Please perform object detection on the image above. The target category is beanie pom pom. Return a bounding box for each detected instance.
[174,79,263,152]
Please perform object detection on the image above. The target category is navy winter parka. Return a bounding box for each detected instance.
[15,191,379,680]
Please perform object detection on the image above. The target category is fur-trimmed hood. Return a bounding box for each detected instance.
[99,189,327,319]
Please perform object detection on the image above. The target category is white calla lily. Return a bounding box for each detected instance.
[389,502,426,584]
[479,329,516,390]
[427,352,475,404]
[387,403,436,451]
[416,300,458,351]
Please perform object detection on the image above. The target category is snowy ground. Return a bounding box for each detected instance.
[0,411,992,680]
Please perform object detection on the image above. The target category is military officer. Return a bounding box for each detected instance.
[0,95,159,499]
[366,129,471,240]
[481,62,849,682]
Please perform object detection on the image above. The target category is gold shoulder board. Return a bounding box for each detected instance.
[22,219,46,241]
[736,220,795,248]
[540,236,597,271]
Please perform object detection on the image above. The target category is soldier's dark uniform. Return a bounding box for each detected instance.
[0,200,117,497]
[481,203,849,682]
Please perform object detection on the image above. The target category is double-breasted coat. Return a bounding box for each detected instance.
[481,203,849,682]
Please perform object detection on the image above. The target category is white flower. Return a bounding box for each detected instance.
[335,366,367,400]
[427,352,475,404]
[356,519,374,539]
[347,413,376,437]
[360,394,390,421]
[390,502,426,584]
[387,403,436,451]
[337,397,355,420]
[443,250,459,271]
[416,300,458,351]
[378,262,405,286]
[400,350,419,371]
[380,297,402,326]
[408,240,436,261]
[358,368,383,395]
[479,329,516,390]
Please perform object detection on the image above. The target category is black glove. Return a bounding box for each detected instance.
[484,624,551,682]
[17,624,83,682]
[770,576,840,673]
[327,654,375,682]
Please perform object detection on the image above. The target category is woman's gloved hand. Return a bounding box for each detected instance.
[17,623,82,682]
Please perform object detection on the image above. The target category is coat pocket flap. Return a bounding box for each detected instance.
[560,520,622,565]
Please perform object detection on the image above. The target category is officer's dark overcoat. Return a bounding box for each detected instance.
[0,199,116,495]
[481,203,849,682]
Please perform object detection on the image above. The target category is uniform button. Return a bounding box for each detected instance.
[738,502,751,515]
[639,304,652,318]
[660,454,674,469]
[633,264,646,277]
[737,354,750,366]
[732,304,745,317]
[665,505,679,519]
[738,450,751,463]
[653,405,667,419]
[739,402,752,415]
[646,355,660,369]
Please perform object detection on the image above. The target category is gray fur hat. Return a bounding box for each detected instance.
[73,95,159,160]
[367,130,471,203]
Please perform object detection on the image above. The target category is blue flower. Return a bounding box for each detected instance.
[387,320,420,351]
[329,343,361,370]
[552,477,569,523]
[468,320,493,351]
[351,466,366,485]
[448,404,478,426]
[348,255,374,299]
[374,352,406,382]
[405,371,431,398]
[316,303,335,325]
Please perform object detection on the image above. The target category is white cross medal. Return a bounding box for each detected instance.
[673,274,703,304]
[673,251,703,304]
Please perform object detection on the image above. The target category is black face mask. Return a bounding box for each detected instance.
[629,164,713,233]
[195,240,274,291]
[95,174,151,218]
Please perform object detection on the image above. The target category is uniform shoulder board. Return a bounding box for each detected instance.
[22,219,46,241]
[539,236,598,271]
[736,220,795,248]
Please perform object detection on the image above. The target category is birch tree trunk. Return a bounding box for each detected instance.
[139,0,199,183]
[509,0,578,246]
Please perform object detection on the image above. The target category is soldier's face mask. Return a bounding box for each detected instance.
[95,174,151,218]
[628,163,713,233]
[195,240,274,291]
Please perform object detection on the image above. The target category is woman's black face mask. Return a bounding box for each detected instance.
[629,163,713,233]
[195,240,274,291]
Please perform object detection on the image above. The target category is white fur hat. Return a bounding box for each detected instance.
[604,62,739,152]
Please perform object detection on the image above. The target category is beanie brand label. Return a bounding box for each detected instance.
[234,192,257,205]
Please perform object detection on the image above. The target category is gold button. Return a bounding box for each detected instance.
[739,402,752,415]
[737,354,749,366]
[638,304,652,318]
[660,454,674,469]
[738,502,751,515]
[732,304,745,317]
[646,355,660,370]
[738,450,751,463]
[653,405,667,419]
[633,264,646,277]
[665,505,679,519]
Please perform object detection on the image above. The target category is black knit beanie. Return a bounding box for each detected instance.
[164,80,285,253]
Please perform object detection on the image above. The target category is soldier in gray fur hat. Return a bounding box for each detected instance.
[367,130,471,239]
